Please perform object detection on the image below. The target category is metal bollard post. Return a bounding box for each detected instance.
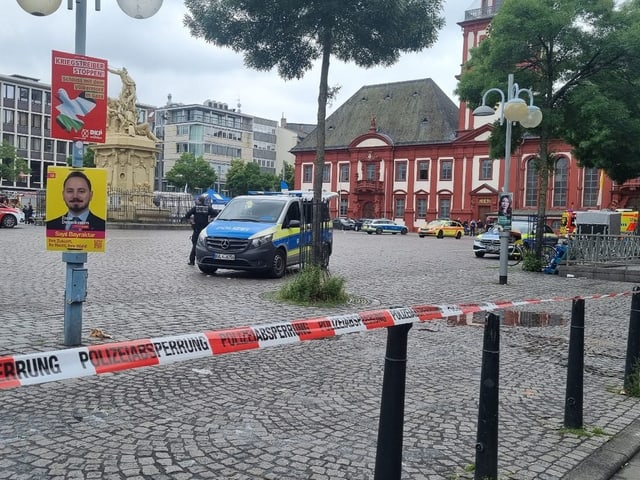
[564,298,585,429]
[624,287,640,392]
[374,323,412,480]
[475,312,500,480]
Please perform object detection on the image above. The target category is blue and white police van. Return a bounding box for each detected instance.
[195,191,337,278]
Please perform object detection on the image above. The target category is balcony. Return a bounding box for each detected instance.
[464,1,503,21]
[354,180,385,194]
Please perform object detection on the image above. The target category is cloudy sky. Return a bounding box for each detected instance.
[3,0,475,124]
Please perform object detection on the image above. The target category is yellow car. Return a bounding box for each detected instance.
[418,219,465,239]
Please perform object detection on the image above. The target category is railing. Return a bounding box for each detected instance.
[354,180,385,194]
[566,234,640,264]
[464,1,503,21]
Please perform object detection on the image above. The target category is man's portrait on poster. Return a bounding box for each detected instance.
[46,170,106,232]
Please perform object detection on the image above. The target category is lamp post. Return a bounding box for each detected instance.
[473,74,542,285]
[16,0,163,345]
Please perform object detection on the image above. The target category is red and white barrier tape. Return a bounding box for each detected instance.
[0,291,632,390]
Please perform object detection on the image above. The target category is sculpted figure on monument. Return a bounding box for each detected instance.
[106,66,159,142]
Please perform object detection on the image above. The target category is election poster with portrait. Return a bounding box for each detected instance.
[45,167,107,252]
[51,50,108,143]
[497,192,513,231]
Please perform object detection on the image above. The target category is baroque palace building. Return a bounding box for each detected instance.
[291,0,630,232]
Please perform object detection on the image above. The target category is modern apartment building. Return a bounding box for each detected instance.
[0,73,72,192]
[252,116,277,175]
[153,97,254,192]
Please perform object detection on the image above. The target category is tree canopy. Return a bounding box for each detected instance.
[165,153,217,192]
[0,141,29,183]
[184,0,445,265]
[225,159,284,196]
[456,0,640,251]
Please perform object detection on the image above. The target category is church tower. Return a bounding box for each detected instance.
[456,0,503,132]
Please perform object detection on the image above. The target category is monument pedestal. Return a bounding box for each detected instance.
[93,133,169,222]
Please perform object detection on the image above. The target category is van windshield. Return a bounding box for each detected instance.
[216,197,286,223]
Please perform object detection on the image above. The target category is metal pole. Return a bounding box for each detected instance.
[63,0,89,346]
[374,323,412,480]
[498,74,514,285]
[624,287,640,392]
[475,312,500,480]
[564,298,585,429]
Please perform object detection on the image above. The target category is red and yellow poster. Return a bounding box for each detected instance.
[51,50,107,143]
[45,167,107,252]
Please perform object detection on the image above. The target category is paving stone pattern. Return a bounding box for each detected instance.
[1,226,639,479]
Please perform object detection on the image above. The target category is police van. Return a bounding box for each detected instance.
[194,191,337,277]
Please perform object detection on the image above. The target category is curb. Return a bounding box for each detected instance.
[563,419,640,480]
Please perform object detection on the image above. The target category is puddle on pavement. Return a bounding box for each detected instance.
[446,310,565,327]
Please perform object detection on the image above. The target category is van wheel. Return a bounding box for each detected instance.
[437,230,444,239]
[198,265,218,274]
[269,249,286,278]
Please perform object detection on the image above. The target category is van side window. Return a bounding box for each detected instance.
[285,202,300,225]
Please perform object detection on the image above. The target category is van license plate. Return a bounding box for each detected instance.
[215,253,235,260]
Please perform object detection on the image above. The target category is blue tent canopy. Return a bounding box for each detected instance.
[203,188,230,205]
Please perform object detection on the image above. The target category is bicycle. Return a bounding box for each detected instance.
[508,240,558,267]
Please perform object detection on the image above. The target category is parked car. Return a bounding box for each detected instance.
[361,218,408,235]
[333,218,356,230]
[473,220,558,258]
[418,219,464,239]
[0,204,25,228]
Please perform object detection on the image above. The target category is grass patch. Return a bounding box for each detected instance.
[276,264,349,306]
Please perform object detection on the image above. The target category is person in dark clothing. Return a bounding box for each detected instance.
[184,195,217,265]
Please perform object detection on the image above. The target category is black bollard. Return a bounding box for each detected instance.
[475,312,500,480]
[374,323,412,480]
[624,287,640,392]
[564,298,585,429]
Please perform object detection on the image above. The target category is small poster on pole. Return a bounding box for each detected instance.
[497,192,513,231]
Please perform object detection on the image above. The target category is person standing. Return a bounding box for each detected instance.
[469,219,477,236]
[184,194,217,266]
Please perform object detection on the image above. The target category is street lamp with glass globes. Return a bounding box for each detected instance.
[473,73,543,285]
[15,0,163,346]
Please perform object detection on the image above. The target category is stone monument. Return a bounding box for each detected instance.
[92,67,165,222]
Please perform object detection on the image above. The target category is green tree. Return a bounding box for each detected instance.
[225,159,280,196]
[456,0,640,254]
[165,153,217,192]
[184,0,444,265]
[283,162,295,189]
[0,141,29,183]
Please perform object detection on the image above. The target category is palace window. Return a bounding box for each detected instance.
[395,161,407,181]
[525,158,538,207]
[552,157,568,207]
[480,159,492,180]
[322,163,330,183]
[416,197,427,219]
[439,197,451,218]
[440,160,452,181]
[583,167,599,207]
[303,164,313,182]
[339,163,349,182]
[394,196,405,217]
[417,160,429,181]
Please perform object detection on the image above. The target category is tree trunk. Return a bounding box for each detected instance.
[311,31,332,267]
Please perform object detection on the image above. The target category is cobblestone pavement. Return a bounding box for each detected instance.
[1,226,640,480]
